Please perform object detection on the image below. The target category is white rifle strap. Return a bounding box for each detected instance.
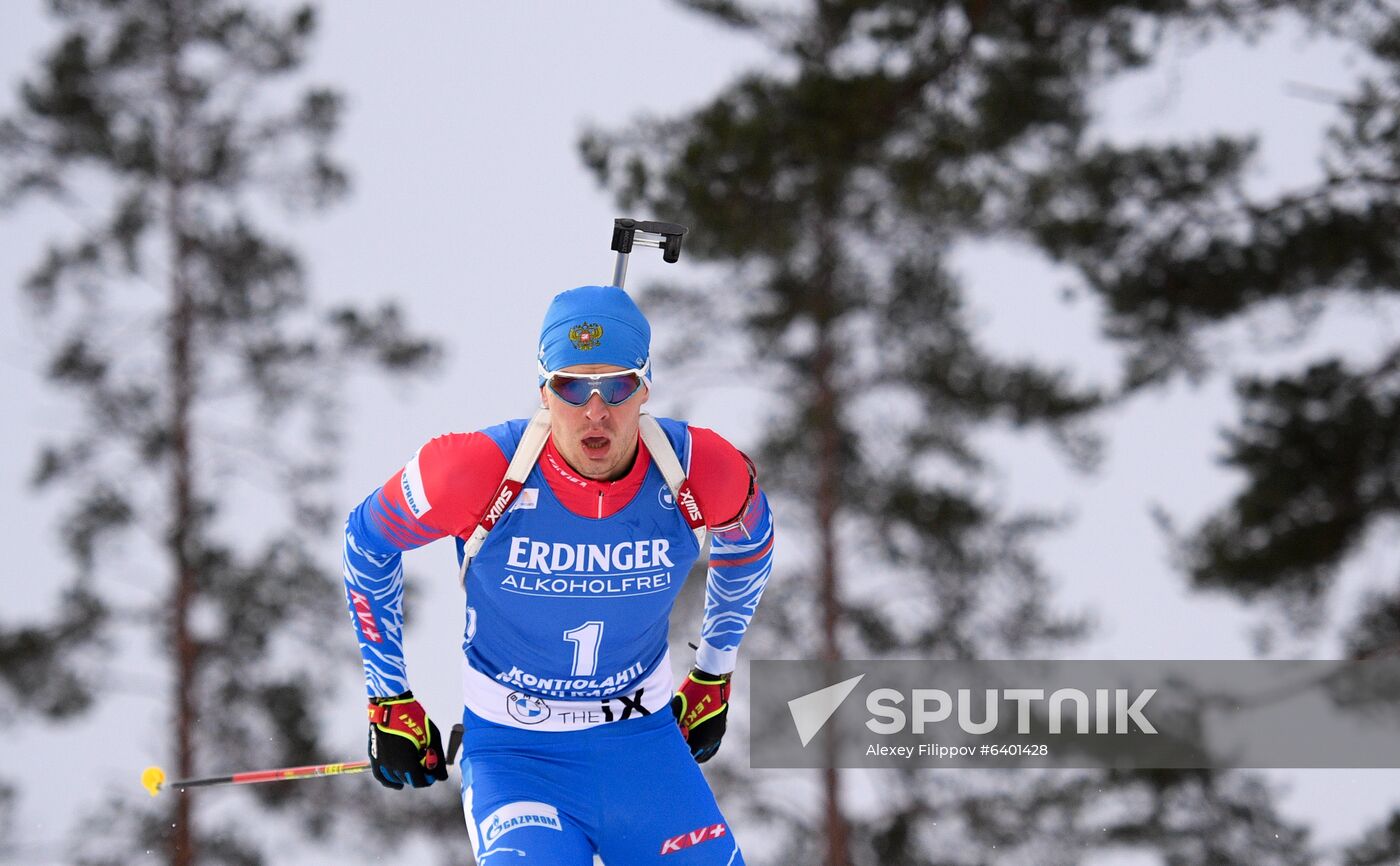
[457,411,707,590]
[458,407,552,588]
[638,414,709,554]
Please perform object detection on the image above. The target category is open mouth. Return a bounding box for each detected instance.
[581,435,610,457]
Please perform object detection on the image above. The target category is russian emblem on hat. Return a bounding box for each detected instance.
[568,322,603,351]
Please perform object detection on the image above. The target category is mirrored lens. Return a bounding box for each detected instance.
[548,373,643,406]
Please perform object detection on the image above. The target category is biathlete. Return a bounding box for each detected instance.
[342,285,774,864]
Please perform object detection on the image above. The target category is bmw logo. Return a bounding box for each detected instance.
[506,691,551,725]
[658,487,676,510]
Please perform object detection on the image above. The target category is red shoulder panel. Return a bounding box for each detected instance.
[686,426,754,529]
[376,431,510,543]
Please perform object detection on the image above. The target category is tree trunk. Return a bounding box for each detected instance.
[161,2,198,864]
[812,233,849,866]
[815,340,849,866]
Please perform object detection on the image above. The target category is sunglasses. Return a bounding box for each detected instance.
[542,363,649,407]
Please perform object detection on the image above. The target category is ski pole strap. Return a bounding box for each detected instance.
[367,692,416,725]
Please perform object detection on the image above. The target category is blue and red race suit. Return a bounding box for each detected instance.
[342,417,773,864]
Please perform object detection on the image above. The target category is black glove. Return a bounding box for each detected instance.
[671,668,731,763]
[366,691,450,789]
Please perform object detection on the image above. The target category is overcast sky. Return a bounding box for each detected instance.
[4,3,1400,864]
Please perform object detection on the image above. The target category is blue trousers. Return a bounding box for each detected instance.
[459,706,744,865]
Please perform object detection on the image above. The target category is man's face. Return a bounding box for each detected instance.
[541,363,649,481]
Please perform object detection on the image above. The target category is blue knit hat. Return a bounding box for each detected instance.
[537,285,651,383]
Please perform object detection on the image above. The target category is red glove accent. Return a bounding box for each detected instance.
[367,691,449,789]
[672,668,731,763]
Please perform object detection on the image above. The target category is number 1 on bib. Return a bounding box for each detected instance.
[563,621,604,677]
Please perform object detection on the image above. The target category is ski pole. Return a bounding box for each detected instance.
[141,722,465,796]
[609,218,688,289]
[141,759,369,796]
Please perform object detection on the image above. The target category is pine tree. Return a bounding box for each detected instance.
[1001,1,1400,858]
[586,1,1323,863]
[0,1,438,863]
[1012,1,1399,653]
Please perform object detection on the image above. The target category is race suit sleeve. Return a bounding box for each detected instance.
[687,426,775,676]
[342,432,508,697]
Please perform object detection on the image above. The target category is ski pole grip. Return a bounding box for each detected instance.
[612,218,637,254]
[446,722,464,765]
[611,218,688,263]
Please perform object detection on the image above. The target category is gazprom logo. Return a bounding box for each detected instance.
[400,450,431,518]
[480,801,561,847]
